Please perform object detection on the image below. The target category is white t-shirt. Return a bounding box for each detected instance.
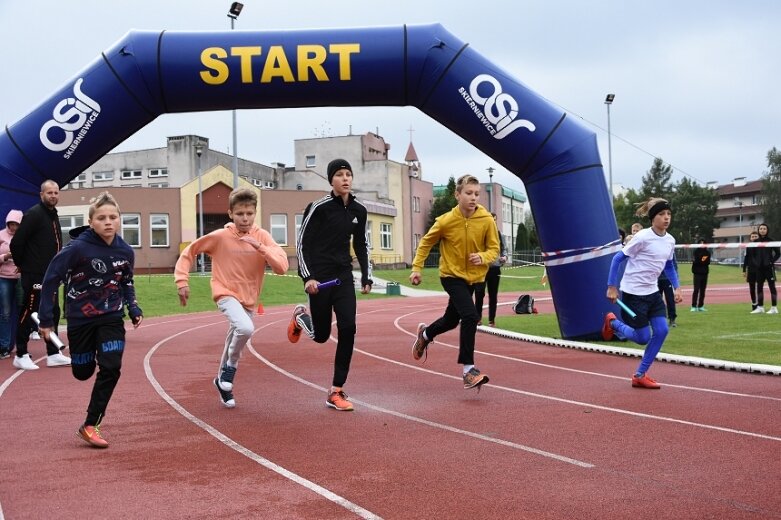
[620,227,676,295]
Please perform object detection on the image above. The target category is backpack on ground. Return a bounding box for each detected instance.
[513,294,534,314]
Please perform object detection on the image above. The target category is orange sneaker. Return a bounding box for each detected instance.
[78,424,109,448]
[601,312,616,341]
[631,373,661,389]
[326,390,354,411]
[287,304,306,343]
[412,323,431,361]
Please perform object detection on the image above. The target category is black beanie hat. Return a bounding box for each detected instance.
[327,158,352,184]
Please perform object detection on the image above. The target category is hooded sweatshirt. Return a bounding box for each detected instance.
[38,228,141,328]
[412,204,500,284]
[175,222,289,309]
[0,210,23,279]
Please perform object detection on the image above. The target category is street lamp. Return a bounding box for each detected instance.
[604,93,615,206]
[228,2,244,189]
[486,166,495,212]
[196,144,205,274]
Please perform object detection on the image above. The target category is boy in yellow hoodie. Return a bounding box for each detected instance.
[409,175,499,390]
[175,188,289,408]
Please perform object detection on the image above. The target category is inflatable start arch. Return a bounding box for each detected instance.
[0,24,619,339]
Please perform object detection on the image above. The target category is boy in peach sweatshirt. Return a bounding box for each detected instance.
[175,188,288,408]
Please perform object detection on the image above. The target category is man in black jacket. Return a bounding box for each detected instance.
[10,180,70,370]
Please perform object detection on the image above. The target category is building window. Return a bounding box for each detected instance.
[121,214,141,247]
[59,215,84,246]
[295,214,303,241]
[306,155,316,168]
[121,170,142,180]
[366,220,373,249]
[150,214,169,247]
[149,182,169,188]
[93,171,114,181]
[270,214,287,245]
[68,173,87,189]
[149,168,168,178]
[413,196,420,213]
[380,223,392,249]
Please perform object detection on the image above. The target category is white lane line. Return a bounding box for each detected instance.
[385,314,781,441]
[246,339,594,469]
[143,324,382,520]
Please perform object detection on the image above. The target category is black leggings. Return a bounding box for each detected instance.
[308,275,356,388]
[756,266,778,306]
[691,273,708,308]
[16,272,60,356]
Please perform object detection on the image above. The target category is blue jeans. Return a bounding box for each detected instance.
[0,277,18,350]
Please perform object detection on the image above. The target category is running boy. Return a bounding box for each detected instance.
[37,192,143,448]
[175,188,288,408]
[409,174,499,390]
[601,197,682,389]
[288,158,373,412]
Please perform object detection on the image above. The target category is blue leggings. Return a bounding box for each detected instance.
[611,315,669,376]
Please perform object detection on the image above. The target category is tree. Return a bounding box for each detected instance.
[524,211,539,249]
[427,176,457,228]
[614,188,643,234]
[760,147,781,234]
[639,157,674,200]
[515,222,530,251]
[668,177,719,243]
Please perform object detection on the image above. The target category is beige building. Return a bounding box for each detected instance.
[57,131,435,273]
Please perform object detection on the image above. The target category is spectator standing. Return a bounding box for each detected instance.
[474,212,507,327]
[9,180,70,370]
[743,230,761,312]
[753,223,780,314]
[0,210,23,359]
[690,239,711,312]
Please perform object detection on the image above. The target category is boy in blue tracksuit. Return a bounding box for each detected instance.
[38,192,142,448]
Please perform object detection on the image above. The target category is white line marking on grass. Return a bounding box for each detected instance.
[143,324,382,520]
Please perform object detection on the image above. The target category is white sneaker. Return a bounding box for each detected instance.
[13,354,39,370]
[769,307,779,315]
[30,331,41,340]
[750,307,765,314]
[46,352,71,367]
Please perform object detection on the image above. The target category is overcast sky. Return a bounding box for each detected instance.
[1,0,778,195]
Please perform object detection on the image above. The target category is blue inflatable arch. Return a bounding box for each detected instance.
[0,23,618,340]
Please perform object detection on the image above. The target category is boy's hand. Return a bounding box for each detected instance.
[673,287,683,303]
[39,327,52,343]
[131,315,143,329]
[409,272,422,285]
[178,286,190,306]
[239,236,261,250]
[361,284,372,294]
[304,279,319,294]
[468,253,482,265]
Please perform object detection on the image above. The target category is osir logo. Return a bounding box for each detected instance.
[459,74,535,140]
[39,78,101,158]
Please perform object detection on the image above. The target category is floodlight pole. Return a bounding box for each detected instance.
[605,93,615,207]
[228,2,244,189]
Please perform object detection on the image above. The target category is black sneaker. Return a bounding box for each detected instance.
[0,350,10,360]
[295,312,315,339]
[463,367,489,390]
[217,364,236,391]
[213,378,235,408]
[412,323,431,361]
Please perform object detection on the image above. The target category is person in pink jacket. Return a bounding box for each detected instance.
[175,188,289,408]
[0,210,23,359]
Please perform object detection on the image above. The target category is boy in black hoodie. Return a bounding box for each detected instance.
[38,192,142,448]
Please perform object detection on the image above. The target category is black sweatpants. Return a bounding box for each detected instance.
[16,272,60,356]
[67,316,126,426]
[427,277,480,365]
[691,273,709,308]
[308,275,356,388]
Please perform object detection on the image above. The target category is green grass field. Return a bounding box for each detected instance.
[133,264,780,366]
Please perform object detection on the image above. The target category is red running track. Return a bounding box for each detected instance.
[1,287,779,519]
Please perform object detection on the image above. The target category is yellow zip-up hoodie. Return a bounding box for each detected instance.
[412,204,500,284]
